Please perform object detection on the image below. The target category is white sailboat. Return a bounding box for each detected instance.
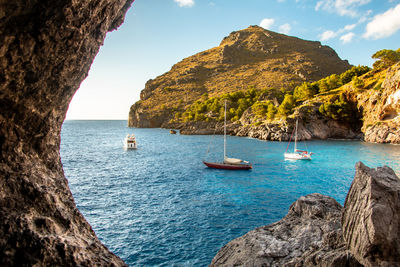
[203,100,252,170]
[284,119,313,160]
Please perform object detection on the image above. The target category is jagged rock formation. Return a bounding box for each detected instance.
[210,193,360,266]
[211,162,400,266]
[343,162,400,267]
[0,1,133,265]
[360,64,400,143]
[129,26,351,128]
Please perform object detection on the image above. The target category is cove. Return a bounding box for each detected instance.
[60,120,400,266]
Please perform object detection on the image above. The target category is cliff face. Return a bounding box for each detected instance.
[0,1,133,265]
[211,162,400,266]
[360,64,400,143]
[129,26,351,128]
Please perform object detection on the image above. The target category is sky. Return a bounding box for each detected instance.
[65,0,400,120]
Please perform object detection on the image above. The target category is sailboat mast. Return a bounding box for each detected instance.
[294,119,298,152]
[224,99,227,159]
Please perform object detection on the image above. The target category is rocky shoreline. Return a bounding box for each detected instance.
[211,162,400,266]
[168,116,362,142]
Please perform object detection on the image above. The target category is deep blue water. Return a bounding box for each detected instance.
[60,120,400,266]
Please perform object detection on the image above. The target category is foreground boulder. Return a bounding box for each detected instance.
[210,193,360,266]
[342,162,400,267]
[211,162,400,266]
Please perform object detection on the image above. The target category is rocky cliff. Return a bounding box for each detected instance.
[175,63,400,144]
[129,26,351,128]
[0,1,133,265]
[360,64,400,143]
[211,162,400,266]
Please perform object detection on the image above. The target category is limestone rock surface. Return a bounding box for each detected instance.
[361,63,400,144]
[210,193,361,267]
[235,118,361,142]
[342,162,400,267]
[0,1,133,265]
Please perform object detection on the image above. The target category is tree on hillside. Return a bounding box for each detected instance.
[340,65,371,84]
[318,74,342,93]
[372,48,400,70]
[318,92,360,125]
[278,94,294,117]
[352,76,364,89]
[293,82,318,101]
[267,103,277,120]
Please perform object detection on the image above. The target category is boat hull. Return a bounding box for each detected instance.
[124,145,137,150]
[203,161,252,170]
[284,153,311,160]
[123,141,137,149]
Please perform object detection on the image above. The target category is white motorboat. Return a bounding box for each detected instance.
[124,134,137,149]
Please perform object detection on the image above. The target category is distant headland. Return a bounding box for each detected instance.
[129,26,400,144]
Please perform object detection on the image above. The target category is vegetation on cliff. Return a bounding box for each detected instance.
[371,48,400,70]
[171,65,370,126]
[176,47,400,139]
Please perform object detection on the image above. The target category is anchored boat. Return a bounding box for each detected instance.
[124,134,137,149]
[284,119,313,160]
[203,100,252,170]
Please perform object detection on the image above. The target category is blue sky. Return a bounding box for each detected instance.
[66,0,400,120]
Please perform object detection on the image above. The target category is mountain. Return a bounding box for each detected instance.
[128,25,351,128]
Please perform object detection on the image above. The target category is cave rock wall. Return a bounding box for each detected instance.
[0,1,133,265]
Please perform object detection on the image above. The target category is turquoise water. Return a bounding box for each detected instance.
[60,120,400,266]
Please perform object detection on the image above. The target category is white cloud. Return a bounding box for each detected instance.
[260,18,275,30]
[315,0,371,17]
[174,0,194,7]
[363,3,400,39]
[358,9,373,23]
[279,23,291,34]
[320,30,337,41]
[340,32,355,43]
[318,17,362,42]
[344,23,357,31]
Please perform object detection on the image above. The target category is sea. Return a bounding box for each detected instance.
[60,120,400,266]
